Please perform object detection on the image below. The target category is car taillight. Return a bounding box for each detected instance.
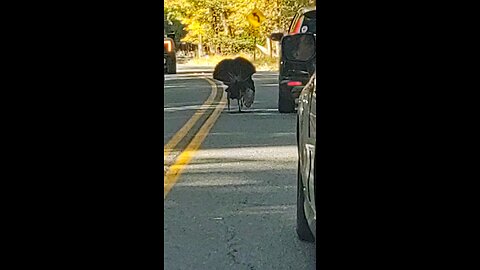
[287,81,303,86]
[292,17,304,33]
[164,41,172,52]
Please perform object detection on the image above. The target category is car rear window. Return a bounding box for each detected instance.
[292,10,316,34]
[302,11,316,34]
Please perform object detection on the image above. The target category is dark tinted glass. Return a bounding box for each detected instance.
[301,11,316,34]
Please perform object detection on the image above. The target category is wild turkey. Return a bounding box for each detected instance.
[213,57,256,112]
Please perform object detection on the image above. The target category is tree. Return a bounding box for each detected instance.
[164,0,315,55]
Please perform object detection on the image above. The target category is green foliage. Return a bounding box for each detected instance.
[164,0,315,55]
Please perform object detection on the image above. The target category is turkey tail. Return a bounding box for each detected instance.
[232,57,256,81]
[213,57,256,85]
[213,59,236,84]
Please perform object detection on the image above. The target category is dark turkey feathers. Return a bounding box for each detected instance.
[213,57,256,85]
[213,57,256,112]
[213,59,235,83]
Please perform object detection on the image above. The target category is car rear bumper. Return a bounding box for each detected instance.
[279,77,310,99]
[164,53,176,71]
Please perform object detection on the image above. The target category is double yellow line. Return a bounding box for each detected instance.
[164,77,226,199]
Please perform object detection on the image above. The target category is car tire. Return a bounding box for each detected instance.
[166,58,176,74]
[297,161,315,242]
[278,85,295,113]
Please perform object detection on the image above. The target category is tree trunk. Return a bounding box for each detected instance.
[220,12,229,36]
[198,34,203,57]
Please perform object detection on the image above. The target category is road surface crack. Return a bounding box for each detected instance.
[225,225,256,269]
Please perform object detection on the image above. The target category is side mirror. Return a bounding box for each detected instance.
[270,32,284,41]
[281,33,316,62]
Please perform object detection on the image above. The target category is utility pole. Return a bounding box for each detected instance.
[253,2,257,61]
[254,35,256,61]
[198,34,203,57]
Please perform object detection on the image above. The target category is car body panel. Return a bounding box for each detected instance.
[289,8,316,34]
[277,7,316,111]
[297,73,316,238]
[164,37,176,74]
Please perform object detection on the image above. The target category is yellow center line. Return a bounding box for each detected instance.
[164,78,226,199]
[163,77,217,161]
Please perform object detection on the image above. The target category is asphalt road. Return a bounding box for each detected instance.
[164,64,316,270]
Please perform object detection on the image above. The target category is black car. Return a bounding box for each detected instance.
[271,7,316,113]
[164,36,177,74]
[296,70,316,242]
